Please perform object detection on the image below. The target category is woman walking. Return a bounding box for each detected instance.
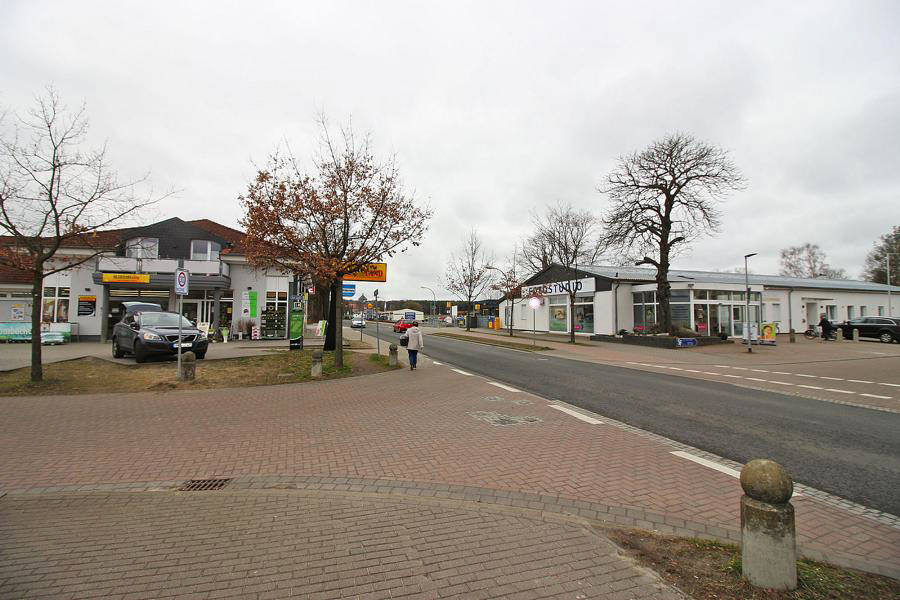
[404,321,424,370]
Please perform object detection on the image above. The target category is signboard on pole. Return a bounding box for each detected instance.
[341,283,356,298]
[175,269,189,296]
[344,263,387,282]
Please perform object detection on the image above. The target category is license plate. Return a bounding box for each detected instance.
[175,342,192,348]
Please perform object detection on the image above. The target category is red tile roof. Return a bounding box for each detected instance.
[0,263,33,284]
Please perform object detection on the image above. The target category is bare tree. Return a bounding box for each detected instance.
[488,244,522,337]
[533,202,601,343]
[779,243,847,279]
[0,88,162,382]
[239,117,431,368]
[519,229,555,275]
[862,226,899,284]
[445,229,494,331]
[600,132,744,335]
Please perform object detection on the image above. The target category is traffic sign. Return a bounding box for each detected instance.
[175,268,189,296]
[342,283,356,298]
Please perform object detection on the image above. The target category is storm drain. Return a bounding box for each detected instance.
[178,478,232,491]
[469,411,542,426]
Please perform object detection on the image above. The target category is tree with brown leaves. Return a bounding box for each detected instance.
[239,119,431,368]
[0,88,162,382]
[600,132,744,335]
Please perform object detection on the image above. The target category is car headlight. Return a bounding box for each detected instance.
[142,331,162,341]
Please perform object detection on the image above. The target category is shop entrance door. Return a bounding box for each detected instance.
[805,302,818,330]
[180,300,201,325]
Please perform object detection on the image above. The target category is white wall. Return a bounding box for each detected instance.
[777,288,898,332]
[594,291,613,335]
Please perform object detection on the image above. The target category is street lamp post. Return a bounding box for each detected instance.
[745,253,757,353]
[421,285,437,326]
[886,254,896,317]
[528,296,541,347]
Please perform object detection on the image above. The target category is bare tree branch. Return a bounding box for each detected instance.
[444,229,494,331]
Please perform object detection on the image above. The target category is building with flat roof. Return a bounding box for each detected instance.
[499,263,900,337]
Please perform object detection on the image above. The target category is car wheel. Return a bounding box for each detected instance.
[879,331,895,344]
[134,341,147,363]
[112,337,125,358]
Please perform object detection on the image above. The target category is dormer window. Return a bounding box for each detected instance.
[191,240,221,261]
[125,237,159,259]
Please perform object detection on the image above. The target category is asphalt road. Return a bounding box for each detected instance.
[358,323,900,516]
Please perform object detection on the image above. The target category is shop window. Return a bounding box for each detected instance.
[632,292,642,305]
[549,305,567,332]
[878,306,885,316]
[670,289,690,302]
[770,303,783,322]
[693,290,708,300]
[712,290,731,301]
[847,306,855,319]
[41,286,70,323]
[733,291,746,301]
[191,240,221,261]
[672,303,691,330]
[125,237,159,259]
[574,304,594,333]
[860,306,867,316]
[693,305,709,335]
[750,292,762,302]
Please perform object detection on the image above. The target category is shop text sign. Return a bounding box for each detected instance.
[77,295,97,317]
[521,277,595,297]
[101,273,150,284]
[344,263,387,282]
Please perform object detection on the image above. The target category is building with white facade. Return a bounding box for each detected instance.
[0,217,299,341]
[501,264,900,338]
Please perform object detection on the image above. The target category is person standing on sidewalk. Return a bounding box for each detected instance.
[818,313,833,341]
[404,321,424,370]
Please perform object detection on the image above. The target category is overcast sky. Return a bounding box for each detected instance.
[3,1,899,300]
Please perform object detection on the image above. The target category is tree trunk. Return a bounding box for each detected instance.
[466,298,472,331]
[569,293,576,343]
[334,275,344,369]
[324,282,337,351]
[657,246,673,335]
[31,269,43,382]
[509,299,514,337]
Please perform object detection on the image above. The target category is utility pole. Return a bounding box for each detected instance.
[888,254,893,317]
[744,253,757,353]
[421,285,436,326]
[373,288,380,355]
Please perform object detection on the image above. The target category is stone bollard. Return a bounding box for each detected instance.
[852,328,860,342]
[179,351,196,381]
[388,343,398,367]
[311,350,323,377]
[836,328,844,341]
[789,328,796,343]
[740,459,797,591]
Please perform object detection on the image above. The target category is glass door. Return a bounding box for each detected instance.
[733,305,745,338]
[180,300,200,325]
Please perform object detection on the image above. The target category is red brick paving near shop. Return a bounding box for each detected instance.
[0,366,897,577]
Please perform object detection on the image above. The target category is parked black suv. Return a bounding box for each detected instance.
[112,308,209,362]
[839,316,899,344]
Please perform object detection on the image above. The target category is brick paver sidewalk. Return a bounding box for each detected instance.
[0,490,681,599]
[1,362,898,596]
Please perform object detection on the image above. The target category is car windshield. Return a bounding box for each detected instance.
[140,312,193,328]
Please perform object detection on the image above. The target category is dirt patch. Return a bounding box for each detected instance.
[606,527,899,600]
[430,332,551,352]
[0,350,398,397]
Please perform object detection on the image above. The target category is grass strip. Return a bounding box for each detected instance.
[430,332,551,352]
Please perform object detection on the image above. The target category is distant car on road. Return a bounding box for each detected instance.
[840,317,899,343]
[351,318,366,328]
[112,310,209,363]
[392,319,415,333]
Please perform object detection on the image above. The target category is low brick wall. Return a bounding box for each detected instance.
[590,334,727,349]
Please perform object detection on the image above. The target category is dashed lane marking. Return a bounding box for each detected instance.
[684,369,701,373]
[798,384,824,390]
[722,374,741,378]
[549,404,603,425]
[770,381,794,386]
[825,388,855,394]
[487,382,521,393]
[879,383,900,388]
[670,451,740,478]
[819,376,844,381]
[451,369,474,376]
[795,374,817,378]
[751,369,769,373]
[773,371,792,375]
[861,393,892,400]
[848,379,874,384]
[745,377,767,382]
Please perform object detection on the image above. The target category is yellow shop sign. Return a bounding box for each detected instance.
[101,273,150,284]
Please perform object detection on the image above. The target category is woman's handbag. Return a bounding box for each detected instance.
[399,334,409,347]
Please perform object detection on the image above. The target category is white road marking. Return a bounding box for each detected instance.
[795,374,817,378]
[432,361,443,365]
[847,380,873,384]
[773,371,792,375]
[825,388,855,394]
[670,451,740,478]
[722,374,742,378]
[731,367,748,371]
[549,405,603,424]
[670,452,801,495]
[451,369,473,376]
[714,365,730,368]
[487,382,521,392]
[879,383,900,388]
[819,376,844,381]
[745,377,767,382]
[861,393,892,400]
[684,369,701,373]
[797,384,824,390]
[668,367,683,371]
[751,369,769,373]
[770,381,794,386]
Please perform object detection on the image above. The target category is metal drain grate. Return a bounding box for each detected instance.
[178,478,232,491]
